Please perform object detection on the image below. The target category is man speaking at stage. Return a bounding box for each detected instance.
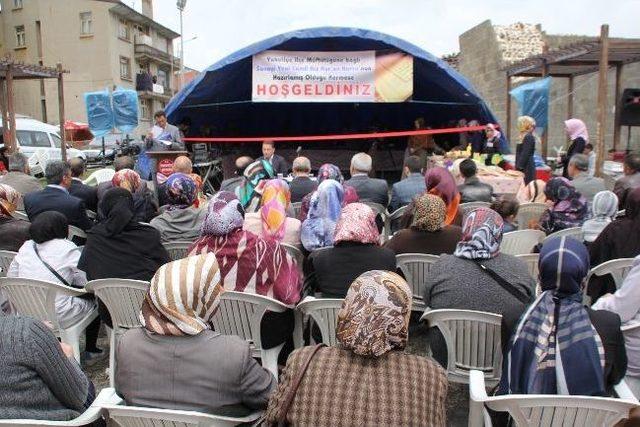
[146,110,184,151]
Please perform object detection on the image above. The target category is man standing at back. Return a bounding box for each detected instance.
[145,110,184,151]
[0,153,41,210]
[568,153,605,206]
[389,155,425,212]
[67,158,98,212]
[257,140,288,175]
[345,152,389,207]
[23,161,93,231]
[614,153,640,209]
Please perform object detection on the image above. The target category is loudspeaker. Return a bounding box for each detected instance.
[620,89,640,126]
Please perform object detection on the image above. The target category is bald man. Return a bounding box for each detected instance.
[289,156,318,202]
[67,157,98,211]
[172,155,193,174]
[220,156,254,193]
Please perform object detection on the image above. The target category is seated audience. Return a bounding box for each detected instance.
[237,159,275,212]
[289,156,318,203]
[24,161,93,231]
[116,254,276,415]
[257,140,289,176]
[265,270,448,426]
[345,152,389,206]
[389,155,426,212]
[499,237,626,402]
[220,155,254,193]
[614,152,640,209]
[97,155,154,200]
[584,143,596,177]
[0,316,95,421]
[490,198,519,233]
[583,191,618,244]
[425,166,461,225]
[0,153,41,210]
[8,212,101,357]
[298,163,358,221]
[0,184,30,251]
[301,180,344,251]
[151,173,205,242]
[457,158,493,203]
[516,179,546,204]
[385,194,461,255]
[67,158,98,212]
[111,169,159,222]
[305,203,396,298]
[568,153,605,206]
[243,179,302,249]
[539,177,587,235]
[171,155,206,207]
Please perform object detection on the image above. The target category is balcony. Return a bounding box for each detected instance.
[134,35,179,67]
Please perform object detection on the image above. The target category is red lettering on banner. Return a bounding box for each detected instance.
[363,84,372,96]
[304,84,312,96]
[343,85,353,95]
[268,85,278,95]
[325,85,334,95]
[256,84,266,95]
[292,84,301,95]
[314,84,322,96]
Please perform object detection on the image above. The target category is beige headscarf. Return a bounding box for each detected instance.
[0,183,20,218]
[516,179,547,204]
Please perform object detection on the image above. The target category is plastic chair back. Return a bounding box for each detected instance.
[296,297,344,345]
[542,227,584,244]
[385,205,407,240]
[396,253,439,311]
[68,225,87,241]
[291,202,302,218]
[11,210,29,221]
[281,243,304,274]
[0,250,17,278]
[459,201,491,217]
[163,241,194,261]
[515,253,539,279]
[103,404,263,427]
[501,230,545,255]
[516,202,547,230]
[83,168,115,186]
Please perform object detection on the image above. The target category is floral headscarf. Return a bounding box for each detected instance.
[336,270,412,357]
[140,253,223,336]
[0,183,20,218]
[260,179,290,242]
[333,203,379,245]
[411,193,446,232]
[112,168,142,193]
[540,177,587,234]
[425,167,460,225]
[201,191,244,236]
[163,173,198,211]
[236,159,275,208]
[564,118,589,142]
[301,180,344,251]
[317,163,344,184]
[454,207,504,260]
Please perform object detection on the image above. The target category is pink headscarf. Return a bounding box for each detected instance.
[333,203,379,245]
[259,179,290,242]
[486,123,501,141]
[564,118,589,142]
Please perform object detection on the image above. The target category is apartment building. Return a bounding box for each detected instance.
[0,0,179,136]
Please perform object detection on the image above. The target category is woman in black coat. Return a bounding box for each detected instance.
[515,116,537,185]
[561,118,588,178]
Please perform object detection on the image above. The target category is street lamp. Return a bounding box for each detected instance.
[177,0,187,90]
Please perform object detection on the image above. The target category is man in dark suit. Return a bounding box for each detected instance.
[389,155,426,212]
[257,140,288,176]
[289,156,318,203]
[67,158,98,212]
[24,161,93,231]
[219,156,254,193]
[345,152,389,207]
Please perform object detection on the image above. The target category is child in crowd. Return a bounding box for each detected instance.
[490,197,520,233]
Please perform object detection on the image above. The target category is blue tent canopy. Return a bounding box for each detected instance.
[166,27,504,151]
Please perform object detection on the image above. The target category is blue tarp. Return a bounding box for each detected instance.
[510,77,551,132]
[112,88,139,133]
[166,27,506,151]
[84,89,114,138]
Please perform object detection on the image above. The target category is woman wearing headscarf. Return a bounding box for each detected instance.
[305,203,396,298]
[243,179,302,249]
[116,254,276,415]
[384,193,462,255]
[424,166,461,225]
[516,179,547,204]
[539,177,588,235]
[265,271,448,426]
[483,123,502,165]
[561,118,588,179]
[151,173,206,242]
[0,183,30,251]
[298,163,358,221]
[582,190,619,244]
[499,237,626,402]
[236,159,275,212]
[111,168,159,223]
[515,116,537,185]
[301,179,344,251]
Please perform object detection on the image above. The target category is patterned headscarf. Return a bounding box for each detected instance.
[425,167,460,225]
[411,194,446,232]
[502,237,605,395]
[333,203,379,245]
[564,118,589,142]
[259,179,290,242]
[163,173,198,210]
[336,270,412,357]
[454,207,504,260]
[140,253,223,336]
[541,177,587,233]
[201,191,244,236]
[236,159,275,208]
[317,163,344,184]
[0,183,20,218]
[592,190,618,220]
[301,180,344,251]
[112,168,142,193]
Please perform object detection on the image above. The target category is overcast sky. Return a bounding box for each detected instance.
[129,0,638,71]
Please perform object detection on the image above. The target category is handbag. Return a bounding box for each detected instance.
[471,259,533,305]
[32,242,72,287]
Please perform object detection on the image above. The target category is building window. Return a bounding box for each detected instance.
[13,0,23,9]
[15,25,25,47]
[118,19,130,40]
[140,99,151,120]
[80,12,92,35]
[119,56,131,80]
[157,69,168,89]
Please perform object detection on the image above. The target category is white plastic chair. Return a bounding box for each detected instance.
[68,225,87,241]
[516,202,548,230]
[468,370,639,427]
[291,201,302,218]
[0,250,17,277]
[542,226,584,244]
[515,253,539,279]
[83,168,115,186]
[384,205,407,241]
[396,253,440,311]
[421,309,503,385]
[296,296,344,346]
[211,291,291,379]
[584,258,636,305]
[281,243,304,274]
[460,201,491,217]
[11,210,29,221]
[501,230,545,256]
[0,277,99,363]
[28,149,51,177]
[163,241,193,261]
[85,279,150,387]
[0,388,122,427]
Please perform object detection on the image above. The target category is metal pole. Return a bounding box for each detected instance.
[180,9,184,90]
[57,63,67,162]
[596,24,609,177]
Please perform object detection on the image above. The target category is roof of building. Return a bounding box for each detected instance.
[0,59,67,80]
[109,2,179,40]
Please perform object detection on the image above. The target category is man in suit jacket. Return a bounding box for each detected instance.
[24,161,93,231]
[67,158,98,212]
[568,154,605,205]
[344,152,389,207]
[614,153,640,209]
[0,153,42,210]
[389,155,426,212]
[145,110,184,151]
[220,156,254,193]
[289,156,318,203]
[257,140,288,176]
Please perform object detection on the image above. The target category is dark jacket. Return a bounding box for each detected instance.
[384,226,462,256]
[389,173,426,212]
[257,154,289,176]
[562,137,587,179]
[305,242,397,298]
[219,176,244,193]
[24,186,93,231]
[288,176,318,203]
[614,173,640,209]
[0,217,30,252]
[458,176,494,203]
[69,179,98,212]
[344,174,389,207]
[515,134,536,185]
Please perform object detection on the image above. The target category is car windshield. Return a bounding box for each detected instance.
[51,133,63,148]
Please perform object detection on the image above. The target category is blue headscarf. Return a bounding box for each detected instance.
[301,180,344,251]
[501,236,605,396]
[163,173,197,211]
